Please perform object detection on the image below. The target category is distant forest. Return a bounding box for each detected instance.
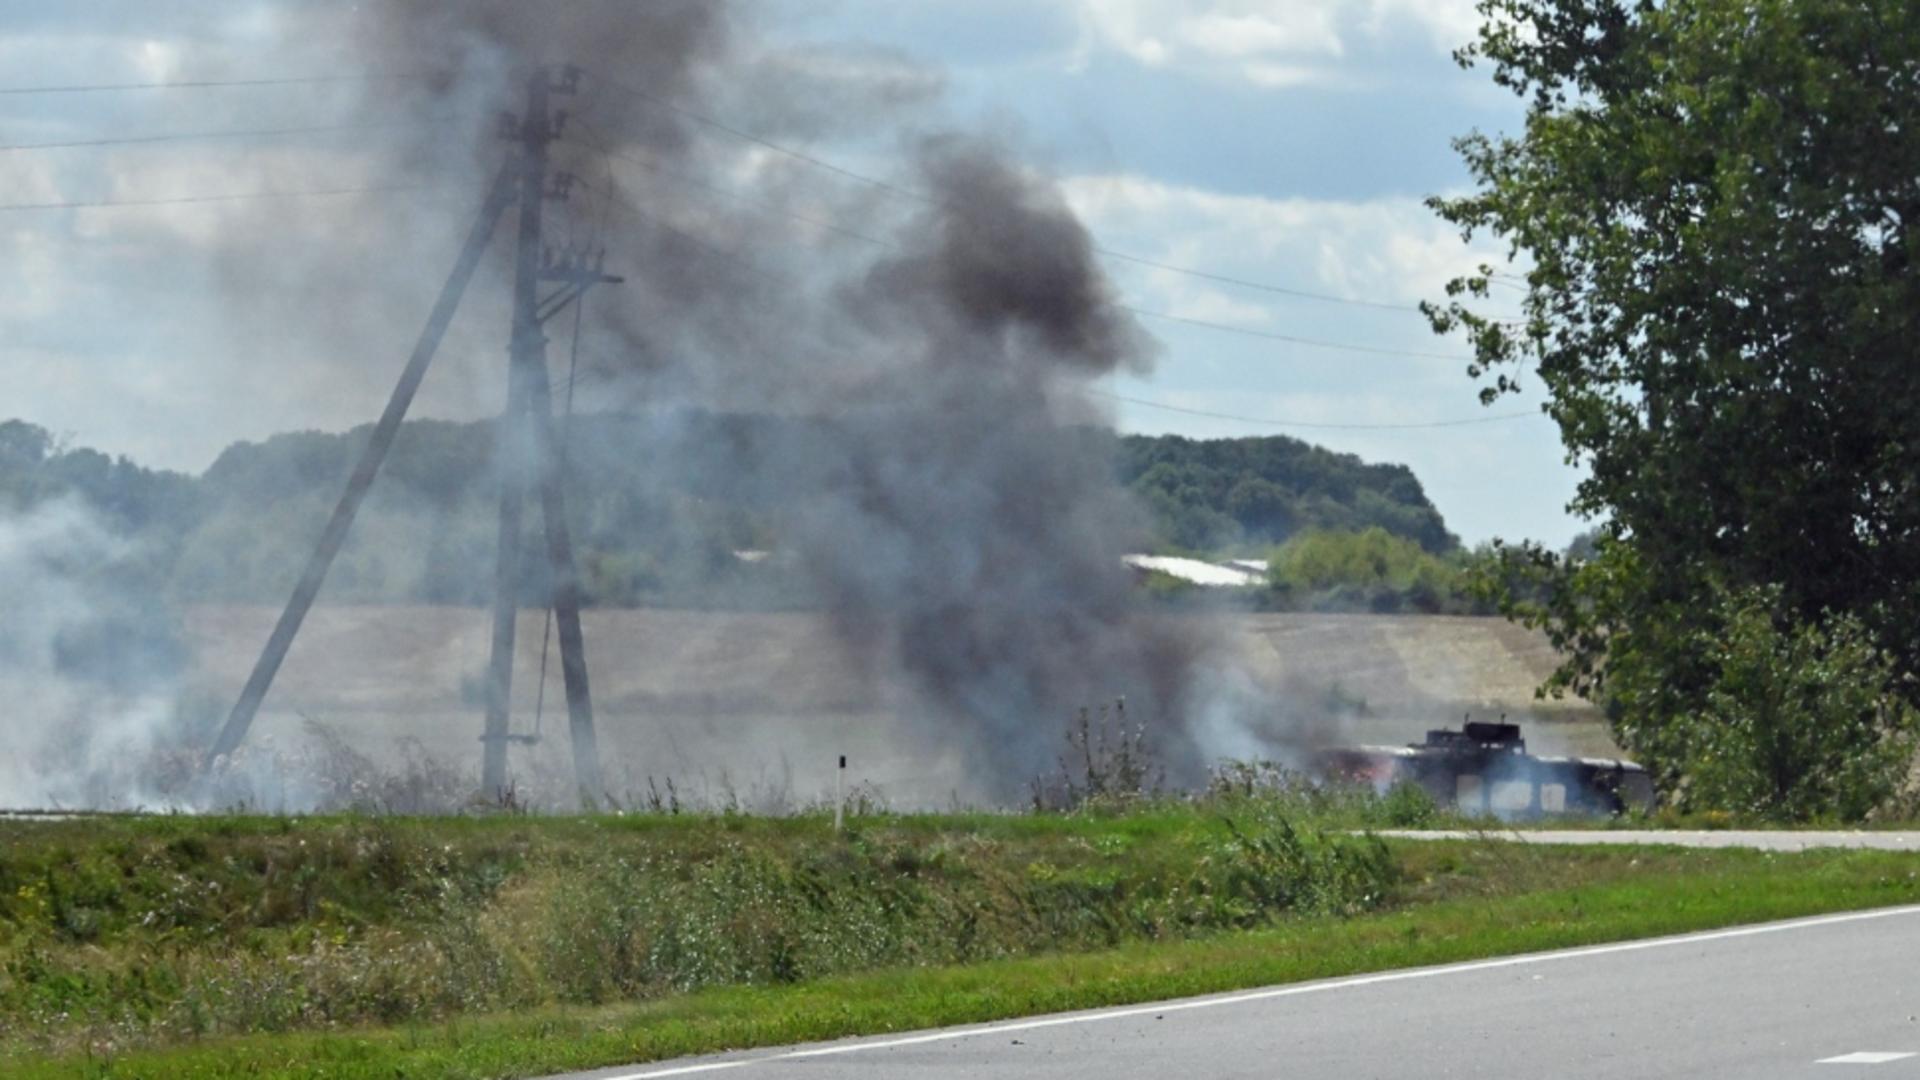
[0,414,1455,608]
[1114,434,1454,555]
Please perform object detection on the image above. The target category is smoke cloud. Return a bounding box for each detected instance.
[0,499,186,808]
[16,0,1310,807]
[320,0,1261,792]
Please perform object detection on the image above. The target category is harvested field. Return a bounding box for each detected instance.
[181,606,1614,807]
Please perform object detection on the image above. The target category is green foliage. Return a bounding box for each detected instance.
[1265,528,1491,614]
[1136,568,1199,603]
[1488,539,1919,820]
[0,420,200,535]
[1117,434,1456,554]
[1030,700,1163,811]
[0,809,1396,1058]
[0,417,1457,610]
[1615,587,1919,821]
[11,845,1920,1080]
[1377,781,1441,828]
[1432,0,1920,817]
[1214,808,1396,918]
[1200,764,1450,831]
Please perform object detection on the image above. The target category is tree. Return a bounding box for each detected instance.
[1266,528,1486,614]
[0,419,51,470]
[1681,587,1916,821]
[1115,433,1456,553]
[0,420,53,505]
[1430,0,1920,814]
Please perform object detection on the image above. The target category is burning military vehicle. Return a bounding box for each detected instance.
[1315,720,1653,817]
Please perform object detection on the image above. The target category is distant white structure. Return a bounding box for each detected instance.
[1227,559,1270,574]
[1122,555,1264,587]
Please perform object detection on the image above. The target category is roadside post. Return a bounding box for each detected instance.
[835,754,847,831]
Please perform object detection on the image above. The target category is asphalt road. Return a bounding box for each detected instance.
[1375,830,1920,851]
[557,905,1920,1080]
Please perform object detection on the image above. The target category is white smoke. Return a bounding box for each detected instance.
[0,498,187,809]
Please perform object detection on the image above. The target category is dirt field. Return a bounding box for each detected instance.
[182,606,1614,808]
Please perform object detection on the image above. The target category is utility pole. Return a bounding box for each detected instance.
[482,65,614,805]
[528,253,615,803]
[213,63,618,810]
[208,164,516,765]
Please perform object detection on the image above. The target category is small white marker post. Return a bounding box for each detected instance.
[834,754,847,832]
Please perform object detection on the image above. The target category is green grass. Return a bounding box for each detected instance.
[0,800,1400,1063]
[5,807,1919,1079]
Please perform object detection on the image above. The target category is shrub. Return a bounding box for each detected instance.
[1264,528,1485,614]
[0,809,1400,1057]
[1376,781,1438,827]
[1030,700,1162,811]
[1655,588,1920,821]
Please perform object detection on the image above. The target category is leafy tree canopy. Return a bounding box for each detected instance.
[1268,527,1490,615]
[1117,434,1455,554]
[0,416,1455,609]
[1431,0,1920,815]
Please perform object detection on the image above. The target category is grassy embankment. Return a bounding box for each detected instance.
[4,796,1918,1079]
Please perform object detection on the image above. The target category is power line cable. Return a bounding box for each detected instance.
[5,66,1525,315]
[1118,305,1469,361]
[0,181,447,213]
[565,191,1533,429]
[0,77,1484,361]
[0,119,417,153]
[0,73,427,96]
[579,143,1471,363]
[547,356,1533,433]
[1092,249,1431,312]
[0,76,1500,427]
[589,73,929,204]
[585,174,786,284]
[1088,389,1543,431]
[563,124,893,248]
[585,70,1507,319]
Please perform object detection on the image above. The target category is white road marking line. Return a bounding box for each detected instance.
[599,904,1920,1080]
[595,1053,752,1068]
[1818,1052,1918,1064]
[598,1063,754,1078]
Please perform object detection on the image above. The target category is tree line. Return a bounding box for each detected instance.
[0,414,1457,610]
[1431,0,1920,821]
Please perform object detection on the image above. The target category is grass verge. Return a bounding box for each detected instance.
[13,838,1920,1080]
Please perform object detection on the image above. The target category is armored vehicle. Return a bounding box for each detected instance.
[1315,720,1653,817]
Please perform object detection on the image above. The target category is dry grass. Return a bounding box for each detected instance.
[0,797,1398,1061]
[172,605,1617,813]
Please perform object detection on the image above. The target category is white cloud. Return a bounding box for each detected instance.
[1071,0,1480,87]
[131,38,184,81]
[1067,172,1572,546]
[1364,0,1484,52]
[1243,62,1332,89]
[1159,285,1277,328]
[1064,172,1504,313]
[1178,11,1344,59]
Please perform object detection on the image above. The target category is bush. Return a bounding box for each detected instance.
[1215,809,1397,918]
[1377,781,1438,827]
[1264,528,1487,614]
[1657,589,1919,821]
[0,808,1399,1057]
[1030,700,1162,811]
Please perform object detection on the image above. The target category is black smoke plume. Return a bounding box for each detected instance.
[17,0,1285,806]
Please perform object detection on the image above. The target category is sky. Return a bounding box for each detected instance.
[0,1,1584,547]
